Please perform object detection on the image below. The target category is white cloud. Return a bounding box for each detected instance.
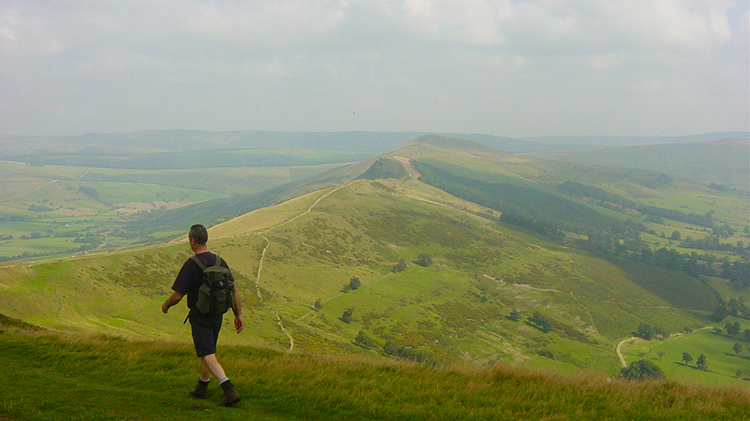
[0,0,746,136]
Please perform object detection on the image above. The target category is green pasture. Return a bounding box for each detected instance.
[623,320,750,388]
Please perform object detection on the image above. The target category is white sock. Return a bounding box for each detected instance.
[218,377,229,384]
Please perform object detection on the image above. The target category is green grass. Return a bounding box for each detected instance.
[1,327,747,421]
[623,320,750,388]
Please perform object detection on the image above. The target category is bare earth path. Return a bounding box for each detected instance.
[251,184,350,353]
[616,337,638,368]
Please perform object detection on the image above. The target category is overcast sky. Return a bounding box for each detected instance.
[1,0,748,138]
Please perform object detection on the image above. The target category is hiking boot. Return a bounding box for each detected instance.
[217,385,241,407]
[189,381,210,399]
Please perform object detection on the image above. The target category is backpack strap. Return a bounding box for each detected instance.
[190,254,221,269]
[190,255,207,270]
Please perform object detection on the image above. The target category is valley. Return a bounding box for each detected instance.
[0,131,748,397]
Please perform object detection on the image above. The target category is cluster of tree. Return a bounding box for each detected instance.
[681,353,709,371]
[0,214,28,222]
[73,235,104,246]
[383,341,439,366]
[708,183,731,192]
[354,330,376,349]
[525,311,594,344]
[724,321,741,336]
[620,359,665,380]
[679,236,748,257]
[527,311,552,333]
[636,206,713,228]
[712,299,750,322]
[633,323,668,340]
[583,233,749,289]
[341,276,361,293]
[19,232,53,240]
[641,173,674,189]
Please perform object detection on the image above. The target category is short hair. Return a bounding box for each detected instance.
[189,224,208,245]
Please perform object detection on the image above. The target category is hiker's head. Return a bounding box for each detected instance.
[189,224,208,246]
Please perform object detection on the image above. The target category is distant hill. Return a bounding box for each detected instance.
[3,130,745,158]
[534,138,750,190]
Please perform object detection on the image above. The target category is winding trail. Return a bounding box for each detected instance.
[251,184,350,353]
[616,337,638,368]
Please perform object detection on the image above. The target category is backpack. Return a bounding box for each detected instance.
[190,255,235,316]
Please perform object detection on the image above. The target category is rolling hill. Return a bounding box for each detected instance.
[532,137,750,190]
[1,135,747,389]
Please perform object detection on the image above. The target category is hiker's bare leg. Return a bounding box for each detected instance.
[201,353,227,381]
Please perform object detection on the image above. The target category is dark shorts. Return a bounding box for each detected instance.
[189,314,223,357]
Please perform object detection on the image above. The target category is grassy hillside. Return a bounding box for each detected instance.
[2,325,747,421]
[1,134,747,391]
[3,176,743,385]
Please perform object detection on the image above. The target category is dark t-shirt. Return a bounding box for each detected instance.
[171,251,235,316]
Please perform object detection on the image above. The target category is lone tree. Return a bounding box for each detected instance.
[341,307,354,323]
[682,352,693,365]
[392,258,407,273]
[507,310,521,322]
[696,354,708,371]
[620,359,665,380]
[733,342,742,356]
[415,253,433,267]
[314,298,323,310]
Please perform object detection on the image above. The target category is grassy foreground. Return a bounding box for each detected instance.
[1,326,747,421]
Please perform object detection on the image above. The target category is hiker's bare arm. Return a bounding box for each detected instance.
[162,290,183,314]
[233,287,244,333]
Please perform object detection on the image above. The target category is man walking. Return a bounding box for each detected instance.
[162,224,244,407]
